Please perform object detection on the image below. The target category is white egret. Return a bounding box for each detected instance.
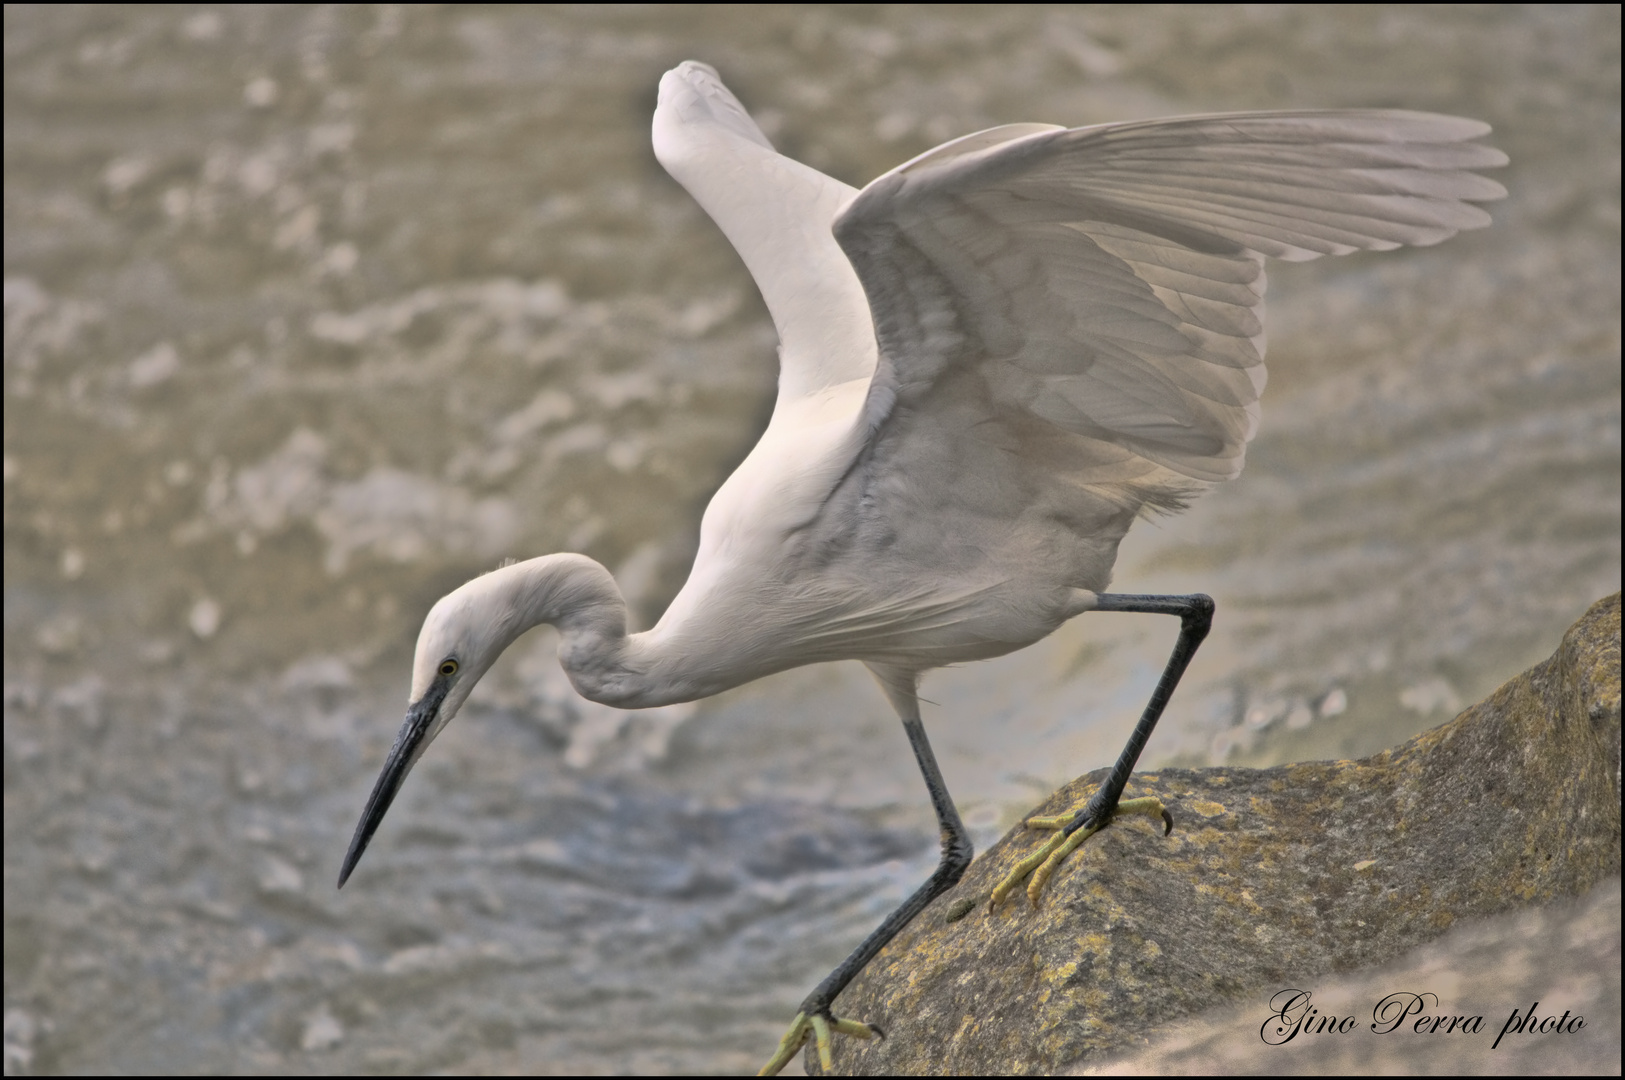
[339,61,1505,1075]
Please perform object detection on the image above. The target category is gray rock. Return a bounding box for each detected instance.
[815,593,1621,1075]
[1066,877,1620,1075]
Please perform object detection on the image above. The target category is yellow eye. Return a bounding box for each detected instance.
[439,659,458,677]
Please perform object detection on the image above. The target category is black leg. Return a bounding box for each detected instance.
[989,592,1213,909]
[804,713,972,1015]
[759,700,971,1074]
[1067,592,1213,834]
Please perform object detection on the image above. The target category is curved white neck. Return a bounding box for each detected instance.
[464,554,703,709]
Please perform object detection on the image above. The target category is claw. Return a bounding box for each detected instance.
[988,795,1172,911]
[759,1008,880,1076]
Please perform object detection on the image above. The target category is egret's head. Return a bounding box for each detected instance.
[337,567,535,888]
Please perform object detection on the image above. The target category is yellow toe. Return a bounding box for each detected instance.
[758,1009,879,1075]
[988,795,1172,911]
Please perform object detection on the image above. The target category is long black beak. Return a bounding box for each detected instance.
[338,683,449,888]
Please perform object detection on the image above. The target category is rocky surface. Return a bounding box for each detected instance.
[1067,877,1620,1075]
[814,593,1621,1075]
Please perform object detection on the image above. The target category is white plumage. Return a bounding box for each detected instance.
[341,61,1504,1073]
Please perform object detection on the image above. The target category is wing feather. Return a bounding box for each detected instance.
[835,109,1506,486]
[652,62,876,399]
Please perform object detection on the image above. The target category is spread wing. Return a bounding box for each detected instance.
[834,111,1508,487]
[652,61,878,401]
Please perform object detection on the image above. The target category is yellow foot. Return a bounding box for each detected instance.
[988,795,1172,911]
[758,1009,882,1076]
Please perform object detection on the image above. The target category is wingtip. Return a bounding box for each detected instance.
[654,60,774,153]
[658,59,717,104]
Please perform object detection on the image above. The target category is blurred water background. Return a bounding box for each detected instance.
[4,6,1619,1074]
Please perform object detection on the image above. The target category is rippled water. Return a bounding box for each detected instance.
[4,6,1619,1074]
